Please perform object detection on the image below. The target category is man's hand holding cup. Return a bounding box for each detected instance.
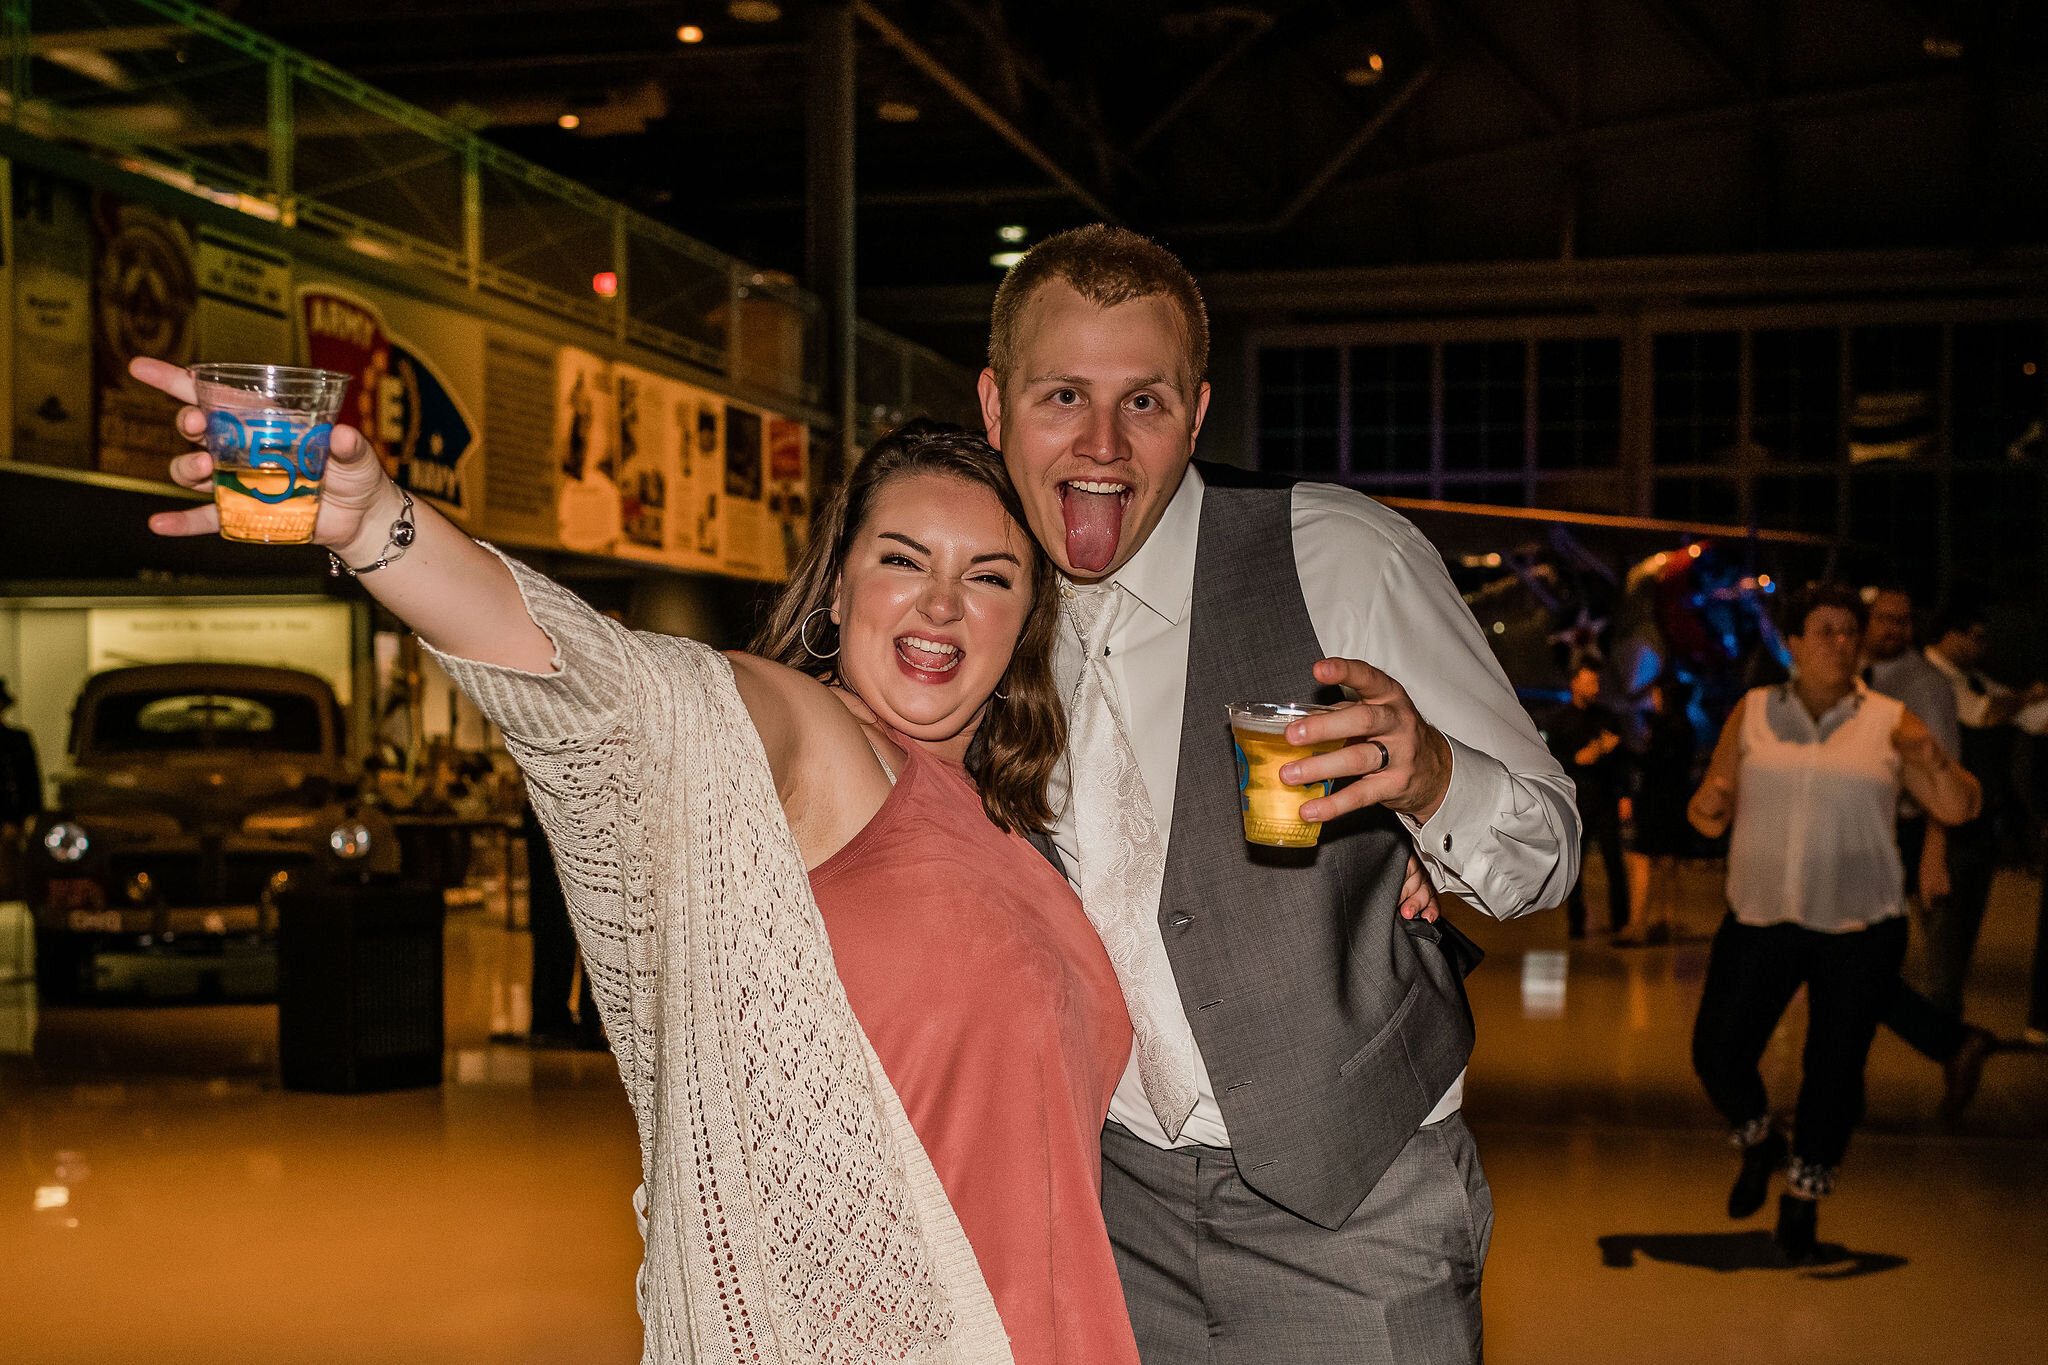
[1277,657,1455,827]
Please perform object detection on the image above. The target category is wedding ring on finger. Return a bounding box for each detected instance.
[1365,738,1391,774]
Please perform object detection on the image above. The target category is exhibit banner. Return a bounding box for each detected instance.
[11,168,96,469]
[720,403,772,578]
[298,277,482,519]
[552,345,620,554]
[613,363,673,561]
[480,328,560,547]
[767,416,811,579]
[672,382,724,570]
[92,190,199,482]
[86,603,356,704]
[196,231,292,364]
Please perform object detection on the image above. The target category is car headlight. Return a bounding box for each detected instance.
[328,821,373,860]
[42,821,90,863]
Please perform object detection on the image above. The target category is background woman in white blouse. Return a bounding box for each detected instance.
[1687,581,1979,1260]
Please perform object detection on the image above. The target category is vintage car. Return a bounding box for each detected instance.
[26,663,400,999]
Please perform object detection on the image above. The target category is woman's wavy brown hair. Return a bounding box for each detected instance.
[752,419,1065,835]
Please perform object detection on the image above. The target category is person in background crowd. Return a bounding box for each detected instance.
[1861,586,1998,1116]
[1618,673,1695,947]
[519,798,603,1051]
[1547,662,1633,940]
[1921,603,2048,1019]
[0,679,42,898]
[2031,886,2048,1048]
[1689,583,1979,1260]
[0,679,38,830]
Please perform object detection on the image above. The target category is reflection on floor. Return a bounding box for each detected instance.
[3,859,2044,1363]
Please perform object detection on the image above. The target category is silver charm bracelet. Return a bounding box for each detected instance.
[327,488,418,577]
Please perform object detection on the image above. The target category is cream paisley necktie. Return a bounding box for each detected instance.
[1061,582,1200,1140]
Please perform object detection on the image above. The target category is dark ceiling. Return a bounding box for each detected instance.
[221,0,2048,332]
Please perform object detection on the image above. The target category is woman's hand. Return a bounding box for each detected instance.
[1398,853,1440,923]
[131,357,397,555]
[1687,773,1733,838]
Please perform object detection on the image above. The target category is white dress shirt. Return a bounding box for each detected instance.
[1048,466,1580,1150]
[1923,645,2048,735]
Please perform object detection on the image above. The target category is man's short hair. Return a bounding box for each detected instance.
[1778,581,1868,637]
[1931,600,1990,640]
[988,224,1210,395]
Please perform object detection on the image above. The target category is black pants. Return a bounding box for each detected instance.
[1923,821,1997,1016]
[1567,795,1631,934]
[2031,866,2048,1035]
[1882,814,1966,1063]
[1692,912,1909,1172]
[524,805,595,1040]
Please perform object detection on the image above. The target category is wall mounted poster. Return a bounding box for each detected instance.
[92,191,198,482]
[553,346,620,554]
[675,386,723,569]
[766,416,810,579]
[480,330,559,547]
[9,167,94,468]
[298,278,482,520]
[196,231,291,364]
[612,363,677,563]
[720,404,771,577]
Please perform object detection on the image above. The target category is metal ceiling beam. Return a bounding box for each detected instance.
[1441,0,1565,133]
[728,184,1078,212]
[858,245,2048,327]
[1169,63,1437,236]
[1332,71,1975,199]
[351,44,804,76]
[853,1,1119,223]
[1165,69,1986,237]
[1636,0,1753,95]
[1131,11,1276,152]
[930,0,1140,180]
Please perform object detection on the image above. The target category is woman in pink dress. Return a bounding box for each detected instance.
[134,353,1138,1363]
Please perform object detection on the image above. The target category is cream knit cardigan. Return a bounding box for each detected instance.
[427,550,1013,1365]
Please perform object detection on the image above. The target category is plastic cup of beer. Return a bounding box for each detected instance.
[1228,702,1347,848]
[190,363,351,544]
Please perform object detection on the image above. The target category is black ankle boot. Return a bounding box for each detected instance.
[1728,1129,1787,1218]
[1776,1193,1818,1260]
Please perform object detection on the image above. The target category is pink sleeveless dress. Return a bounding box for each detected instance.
[809,736,1139,1365]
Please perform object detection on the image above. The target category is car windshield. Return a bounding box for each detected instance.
[88,689,328,754]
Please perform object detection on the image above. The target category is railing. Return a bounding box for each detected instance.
[3,0,976,429]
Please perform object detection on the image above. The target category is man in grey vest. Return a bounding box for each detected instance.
[978,226,1578,1363]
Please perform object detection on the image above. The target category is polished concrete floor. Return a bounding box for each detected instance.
[3,858,2044,1364]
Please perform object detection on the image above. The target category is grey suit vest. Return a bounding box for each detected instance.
[1155,464,1475,1230]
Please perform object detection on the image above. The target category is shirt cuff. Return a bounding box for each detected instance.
[1400,732,1555,918]
[1402,732,1507,866]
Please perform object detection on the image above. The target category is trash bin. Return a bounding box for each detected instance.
[277,881,444,1093]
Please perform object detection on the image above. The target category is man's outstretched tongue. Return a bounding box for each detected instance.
[1062,486,1124,575]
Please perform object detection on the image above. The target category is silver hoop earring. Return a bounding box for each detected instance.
[800,607,839,659]
[992,687,1010,701]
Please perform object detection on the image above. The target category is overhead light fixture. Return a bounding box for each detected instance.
[996,224,1028,243]
[592,271,619,297]
[1343,53,1385,87]
[2025,361,2039,377]
[728,1,781,22]
[557,113,581,129]
[677,25,704,43]
[877,100,920,123]
[990,251,1026,270]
